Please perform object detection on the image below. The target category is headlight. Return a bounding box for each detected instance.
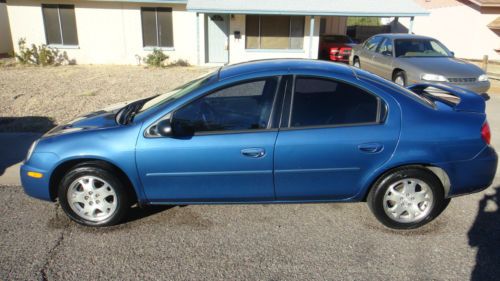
[25,140,39,162]
[421,74,448,82]
[478,74,489,82]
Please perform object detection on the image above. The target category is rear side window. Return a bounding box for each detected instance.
[290,77,382,128]
[173,78,278,133]
[364,36,383,51]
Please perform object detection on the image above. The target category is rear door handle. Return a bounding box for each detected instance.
[358,143,384,153]
[241,148,266,158]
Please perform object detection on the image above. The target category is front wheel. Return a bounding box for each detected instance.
[367,167,450,229]
[58,164,130,227]
[393,71,407,86]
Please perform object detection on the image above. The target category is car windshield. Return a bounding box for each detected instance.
[137,71,216,114]
[395,39,451,58]
[323,35,353,44]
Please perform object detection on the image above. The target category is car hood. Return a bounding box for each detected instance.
[45,98,143,136]
[398,57,484,78]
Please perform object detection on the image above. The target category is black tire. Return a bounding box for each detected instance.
[393,70,407,86]
[353,57,361,68]
[367,167,451,230]
[58,163,131,227]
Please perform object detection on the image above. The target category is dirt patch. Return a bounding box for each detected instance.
[0,65,213,132]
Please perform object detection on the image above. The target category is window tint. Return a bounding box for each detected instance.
[42,4,78,45]
[291,77,380,127]
[377,38,393,56]
[364,36,383,51]
[173,78,279,133]
[141,7,174,47]
[246,15,304,49]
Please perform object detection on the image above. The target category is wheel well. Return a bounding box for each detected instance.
[353,56,359,62]
[392,68,405,80]
[49,159,138,204]
[362,164,450,201]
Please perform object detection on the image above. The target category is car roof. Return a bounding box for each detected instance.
[373,33,436,40]
[218,59,354,81]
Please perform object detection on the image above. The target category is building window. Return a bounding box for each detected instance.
[141,7,174,48]
[246,15,304,49]
[42,4,78,46]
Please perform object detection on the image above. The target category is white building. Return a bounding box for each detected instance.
[5,0,427,65]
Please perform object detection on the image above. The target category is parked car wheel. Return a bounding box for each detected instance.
[393,71,407,86]
[58,164,130,227]
[367,167,450,229]
[353,58,361,68]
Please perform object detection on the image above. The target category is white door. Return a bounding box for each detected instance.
[206,14,229,63]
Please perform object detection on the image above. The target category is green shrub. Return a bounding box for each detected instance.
[14,38,70,66]
[144,49,169,67]
[169,59,190,67]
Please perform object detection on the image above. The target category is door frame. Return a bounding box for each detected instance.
[204,13,230,64]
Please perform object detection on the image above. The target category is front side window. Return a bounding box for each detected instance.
[141,7,174,47]
[246,15,304,49]
[291,77,381,128]
[42,4,78,45]
[173,78,279,133]
[364,36,383,51]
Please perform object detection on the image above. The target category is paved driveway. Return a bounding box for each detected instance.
[1,96,500,281]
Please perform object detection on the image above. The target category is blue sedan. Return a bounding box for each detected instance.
[21,59,497,229]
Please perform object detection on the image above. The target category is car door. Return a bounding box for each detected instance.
[371,37,395,79]
[136,76,284,203]
[359,36,384,73]
[274,75,401,200]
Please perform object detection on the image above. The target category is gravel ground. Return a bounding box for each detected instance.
[1,65,499,280]
[0,65,211,132]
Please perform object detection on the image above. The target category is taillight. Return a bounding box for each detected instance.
[330,48,339,55]
[481,122,491,145]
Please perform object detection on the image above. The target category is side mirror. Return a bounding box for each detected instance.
[450,51,455,57]
[156,119,173,137]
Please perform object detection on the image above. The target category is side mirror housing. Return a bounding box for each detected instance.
[450,51,455,57]
[156,119,173,137]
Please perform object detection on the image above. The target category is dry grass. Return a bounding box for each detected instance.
[0,65,212,132]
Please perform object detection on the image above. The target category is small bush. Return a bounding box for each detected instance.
[144,49,169,67]
[14,38,70,66]
[169,59,190,67]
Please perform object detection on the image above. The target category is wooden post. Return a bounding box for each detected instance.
[482,55,489,72]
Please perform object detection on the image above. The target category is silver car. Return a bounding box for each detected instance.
[350,34,490,94]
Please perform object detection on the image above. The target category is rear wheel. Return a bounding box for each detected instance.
[58,164,130,227]
[353,58,361,68]
[367,167,450,229]
[393,71,407,86]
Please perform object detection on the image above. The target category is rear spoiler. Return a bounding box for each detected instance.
[407,83,486,113]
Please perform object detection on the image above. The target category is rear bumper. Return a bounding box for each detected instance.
[439,146,497,197]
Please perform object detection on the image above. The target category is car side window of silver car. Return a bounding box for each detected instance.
[364,36,383,52]
[378,38,394,57]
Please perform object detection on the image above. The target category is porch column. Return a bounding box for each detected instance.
[196,12,200,65]
[409,16,415,34]
[309,16,315,59]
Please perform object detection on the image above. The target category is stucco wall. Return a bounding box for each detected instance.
[7,0,198,64]
[226,14,320,64]
[0,2,13,54]
[401,4,500,60]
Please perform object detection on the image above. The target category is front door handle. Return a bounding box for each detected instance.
[358,143,384,153]
[241,148,266,158]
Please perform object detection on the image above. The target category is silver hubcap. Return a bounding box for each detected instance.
[394,76,405,86]
[382,178,433,223]
[67,176,118,222]
[354,61,360,68]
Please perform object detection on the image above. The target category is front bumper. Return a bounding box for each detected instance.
[21,152,59,201]
[439,145,498,197]
[411,80,490,94]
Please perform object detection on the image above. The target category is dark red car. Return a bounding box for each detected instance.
[319,35,357,63]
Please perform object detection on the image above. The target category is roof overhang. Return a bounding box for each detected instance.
[488,17,500,29]
[187,0,429,17]
[466,0,500,7]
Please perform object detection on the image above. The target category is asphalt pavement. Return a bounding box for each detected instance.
[1,97,500,281]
